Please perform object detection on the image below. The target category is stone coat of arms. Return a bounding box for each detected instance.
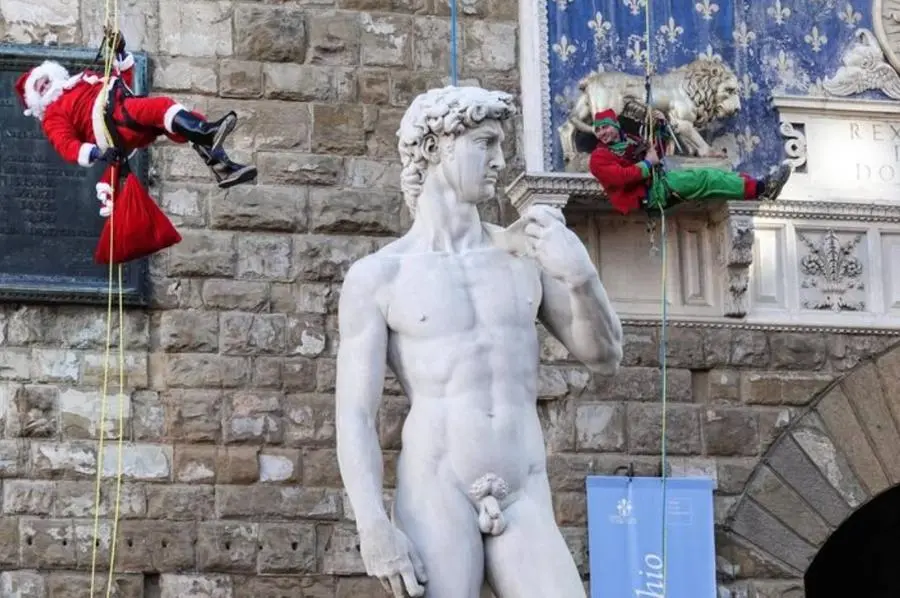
[873,0,900,74]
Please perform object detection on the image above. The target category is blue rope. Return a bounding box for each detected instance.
[642,1,669,595]
[449,0,458,85]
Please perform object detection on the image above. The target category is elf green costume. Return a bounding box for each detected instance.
[587,108,791,215]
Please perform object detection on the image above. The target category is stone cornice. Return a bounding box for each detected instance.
[505,170,900,223]
[728,199,900,223]
[505,172,605,211]
[620,316,900,336]
[772,94,900,116]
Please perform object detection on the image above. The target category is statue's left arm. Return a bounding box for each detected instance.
[516,205,624,374]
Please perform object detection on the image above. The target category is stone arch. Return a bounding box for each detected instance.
[720,339,900,593]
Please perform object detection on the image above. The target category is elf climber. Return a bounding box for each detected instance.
[588,108,792,215]
[13,27,256,190]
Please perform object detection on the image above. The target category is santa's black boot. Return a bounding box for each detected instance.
[756,161,792,201]
[194,144,257,189]
[172,110,238,154]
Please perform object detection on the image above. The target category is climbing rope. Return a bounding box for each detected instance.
[89,2,128,596]
[640,1,670,594]
[449,0,459,85]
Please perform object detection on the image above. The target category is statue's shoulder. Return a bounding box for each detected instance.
[343,238,408,293]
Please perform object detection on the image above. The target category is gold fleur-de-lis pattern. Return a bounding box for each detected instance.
[545,0,880,171]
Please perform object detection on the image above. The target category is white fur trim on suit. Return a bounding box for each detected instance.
[90,77,117,151]
[163,104,185,134]
[78,143,96,167]
[115,52,135,72]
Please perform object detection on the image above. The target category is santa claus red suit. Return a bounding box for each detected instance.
[13,34,258,265]
[14,41,256,189]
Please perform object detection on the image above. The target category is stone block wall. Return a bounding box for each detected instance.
[3,0,900,597]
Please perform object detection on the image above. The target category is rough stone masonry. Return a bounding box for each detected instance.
[1,0,899,597]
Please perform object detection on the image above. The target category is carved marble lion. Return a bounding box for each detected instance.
[558,58,742,165]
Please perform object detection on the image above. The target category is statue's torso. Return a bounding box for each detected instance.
[376,244,548,499]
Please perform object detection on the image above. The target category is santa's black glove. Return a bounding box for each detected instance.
[102,25,126,58]
[90,146,122,164]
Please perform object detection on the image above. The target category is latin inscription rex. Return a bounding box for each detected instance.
[849,120,900,185]
[0,44,149,305]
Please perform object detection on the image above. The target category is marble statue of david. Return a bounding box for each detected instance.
[335,86,624,598]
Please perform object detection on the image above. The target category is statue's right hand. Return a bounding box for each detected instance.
[359,521,428,597]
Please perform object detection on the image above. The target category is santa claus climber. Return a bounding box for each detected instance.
[588,108,792,215]
[13,28,256,191]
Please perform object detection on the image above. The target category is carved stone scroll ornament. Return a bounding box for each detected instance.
[778,121,807,171]
[720,215,755,318]
[822,27,900,99]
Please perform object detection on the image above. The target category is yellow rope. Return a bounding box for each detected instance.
[88,0,126,594]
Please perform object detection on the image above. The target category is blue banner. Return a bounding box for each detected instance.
[585,476,716,598]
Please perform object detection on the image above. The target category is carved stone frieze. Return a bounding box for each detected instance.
[797,229,866,312]
[823,27,900,99]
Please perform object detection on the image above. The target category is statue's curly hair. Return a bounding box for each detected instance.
[397,86,517,214]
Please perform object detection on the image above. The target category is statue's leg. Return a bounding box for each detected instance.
[483,472,586,598]
[393,479,485,598]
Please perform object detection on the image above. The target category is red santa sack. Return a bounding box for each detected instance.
[94,165,182,265]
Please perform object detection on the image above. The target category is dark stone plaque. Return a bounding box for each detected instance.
[0,44,150,306]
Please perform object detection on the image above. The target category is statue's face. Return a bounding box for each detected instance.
[436,119,506,205]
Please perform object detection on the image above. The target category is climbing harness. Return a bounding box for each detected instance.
[638,2,671,595]
[89,6,129,597]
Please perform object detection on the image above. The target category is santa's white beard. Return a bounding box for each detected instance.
[24,61,70,121]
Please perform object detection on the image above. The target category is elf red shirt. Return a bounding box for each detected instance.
[589,144,654,215]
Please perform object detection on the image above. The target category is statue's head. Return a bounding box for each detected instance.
[397,86,517,215]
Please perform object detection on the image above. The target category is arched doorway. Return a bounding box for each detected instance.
[720,342,900,596]
[805,484,900,597]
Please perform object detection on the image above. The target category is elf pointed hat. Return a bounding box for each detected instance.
[593,109,619,130]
